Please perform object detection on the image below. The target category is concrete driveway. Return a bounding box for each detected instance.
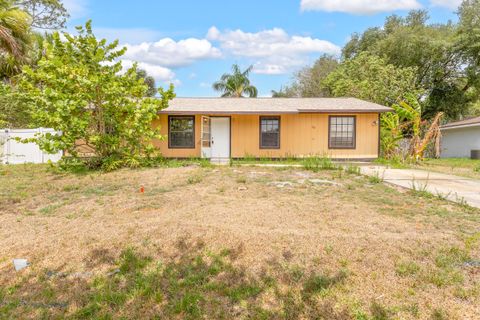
[360,166,480,209]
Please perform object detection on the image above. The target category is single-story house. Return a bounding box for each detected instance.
[440,116,480,158]
[152,97,391,161]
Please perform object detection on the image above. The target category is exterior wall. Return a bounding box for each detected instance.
[153,113,380,159]
[152,115,202,158]
[440,126,480,158]
[231,113,379,159]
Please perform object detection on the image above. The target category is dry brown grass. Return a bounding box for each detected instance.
[0,163,479,319]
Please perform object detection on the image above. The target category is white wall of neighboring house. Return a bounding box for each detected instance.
[0,128,63,164]
[440,126,480,158]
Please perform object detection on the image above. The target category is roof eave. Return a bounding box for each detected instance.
[158,109,392,115]
[441,123,480,130]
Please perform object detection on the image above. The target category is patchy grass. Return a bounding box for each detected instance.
[1,164,480,319]
[1,241,354,319]
[414,158,480,179]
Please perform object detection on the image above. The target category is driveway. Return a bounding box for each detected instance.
[360,166,480,209]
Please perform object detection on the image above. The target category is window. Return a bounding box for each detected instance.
[168,116,195,148]
[329,116,356,149]
[260,116,280,149]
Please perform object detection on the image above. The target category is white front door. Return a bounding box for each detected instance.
[211,117,230,160]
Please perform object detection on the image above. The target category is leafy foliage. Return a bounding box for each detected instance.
[213,64,258,97]
[272,55,338,98]
[323,52,419,105]
[342,8,479,119]
[14,21,175,170]
[0,0,31,70]
[136,68,156,97]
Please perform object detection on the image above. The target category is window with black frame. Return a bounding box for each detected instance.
[260,116,280,149]
[329,116,356,149]
[168,116,195,148]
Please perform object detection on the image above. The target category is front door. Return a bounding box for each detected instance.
[210,117,230,160]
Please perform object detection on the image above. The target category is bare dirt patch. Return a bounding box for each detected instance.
[0,164,479,319]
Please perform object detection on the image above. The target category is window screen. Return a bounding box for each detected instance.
[329,116,356,149]
[260,116,280,149]
[168,116,195,148]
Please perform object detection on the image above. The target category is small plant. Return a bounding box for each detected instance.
[345,165,361,175]
[395,260,420,277]
[474,164,480,173]
[430,308,449,320]
[302,156,337,172]
[187,173,203,184]
[370,301,393,320]
[301,270,348,300]
[368,171,384,184]
[236,176,247,184]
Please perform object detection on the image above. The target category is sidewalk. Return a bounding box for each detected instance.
[360,166,480,209]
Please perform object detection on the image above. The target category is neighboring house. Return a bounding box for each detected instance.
[153,98,391,161]
[440,116,480,158]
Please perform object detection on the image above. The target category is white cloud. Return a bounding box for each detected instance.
[62,0,89,19]
[123,38,221,68]
[207,26,341,74]
[430,0,462,10]
[121,59,178,84]
[300,0,422,14]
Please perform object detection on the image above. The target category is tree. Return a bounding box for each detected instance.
[323,52,420,105]
[341,9,475,119]
[454,0,480,111]
[0,83,32,127]
[0,0,31,60]
[16,0,68,29]
[15,21,175,170]
[272,55,338,98]
[213,64,258,97]
[136,69,156,97]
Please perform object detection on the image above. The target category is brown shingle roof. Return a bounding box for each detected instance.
[159,97,392,115]
[441,116,480,130]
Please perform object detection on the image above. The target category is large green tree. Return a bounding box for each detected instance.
[323,52,419,105]
[15,21,175,170]
[341,8,478,119]
[213,64,258,97]
[272,55,338,98]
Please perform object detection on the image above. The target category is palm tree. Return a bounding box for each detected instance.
[212,64,258,98]
[0,0,31,77]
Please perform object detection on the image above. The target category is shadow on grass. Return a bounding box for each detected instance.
[0,238,357,319]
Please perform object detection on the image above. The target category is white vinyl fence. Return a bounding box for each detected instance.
[0,128,63,164]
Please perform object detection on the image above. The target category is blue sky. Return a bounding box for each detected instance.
[63,0,459,97]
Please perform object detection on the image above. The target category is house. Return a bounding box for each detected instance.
[440,116,480,159]
[152,97,392,161]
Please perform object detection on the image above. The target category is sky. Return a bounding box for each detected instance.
[62,0,460,97]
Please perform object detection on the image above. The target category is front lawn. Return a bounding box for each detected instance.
[0,163,479,319]
[414,158,480,179]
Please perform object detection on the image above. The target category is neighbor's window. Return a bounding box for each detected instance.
[260,116,280,149]
[169,116,195,148]
[329,116,356,149]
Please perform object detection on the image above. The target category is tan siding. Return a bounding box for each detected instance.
[152,115,201,158]
[230,113,379,159]
[153,113,380,159]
